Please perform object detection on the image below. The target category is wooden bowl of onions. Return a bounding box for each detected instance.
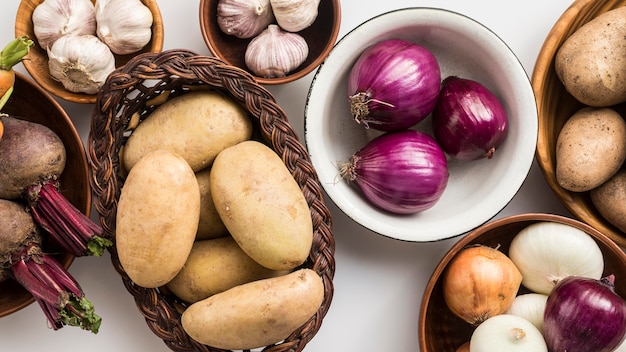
[199,0,341,85]
[532,0,626,248]
[419,213,626,351]
[0,72,91,317]
[14,0,164,104]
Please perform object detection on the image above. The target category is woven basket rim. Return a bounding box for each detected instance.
[87,49,335,352]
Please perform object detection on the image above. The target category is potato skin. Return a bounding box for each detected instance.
[0,115,66,199]
[181,268,324,350]
[555,107,626,192]
[591,170,626,233]
[166,237,287,303]
[555,7,626,107]
[123,91,252,172]
[116,150,200,288]
[210,141,313,270]
[195,168,228,240]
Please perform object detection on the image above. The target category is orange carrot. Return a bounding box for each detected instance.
[0,36,33,110]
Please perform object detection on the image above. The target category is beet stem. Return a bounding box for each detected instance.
[25,179,111,257]
[10,244,102,333]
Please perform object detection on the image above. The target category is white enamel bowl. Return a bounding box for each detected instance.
[304,7,538,242]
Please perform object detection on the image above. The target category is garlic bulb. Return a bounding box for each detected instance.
[245,24,308,78]
[96,0,153,55]
[217,0,275,39]
[270,0,320,32]
[32,0,96,50]
[47,35,115,94]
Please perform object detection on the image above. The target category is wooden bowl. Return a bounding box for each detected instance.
[199,0,341,85]
[418,213,626,351]
[14,0,164,104]
[0,72,91,317]
[88,49,335,351]
[532,0,626,247]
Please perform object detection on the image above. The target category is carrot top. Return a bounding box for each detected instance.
[0,36,34,71]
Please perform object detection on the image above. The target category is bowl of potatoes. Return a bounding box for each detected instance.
[532,0,626,248]
[88,50,334,351]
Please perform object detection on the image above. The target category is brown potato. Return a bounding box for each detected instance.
[555,6,626,107]
[116,150,200,288]
[181,268,324,350]
[166,237,287,303]
[210,141,313,270]
[123,91,252,172]
[555,107,626,192]
[195,168,228,240]
[591,170,626,233]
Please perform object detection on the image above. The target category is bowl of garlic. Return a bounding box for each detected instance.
[15,0,164,104]
[199,0,342,85]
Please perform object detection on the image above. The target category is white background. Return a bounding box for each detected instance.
[0,0,574,351]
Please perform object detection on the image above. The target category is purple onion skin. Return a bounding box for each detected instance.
[432,76,508,160]
[339,130,449,214]
[347,39,441,132]
[543,275,626,352]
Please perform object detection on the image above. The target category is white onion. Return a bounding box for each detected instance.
[469,314,547,352]
[505,293,548,332]
[508,221,604,295]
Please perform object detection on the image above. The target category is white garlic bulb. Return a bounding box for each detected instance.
[245,24,308,78]
[95,0,154,55]
[217,0,275,39]
[270,0,320,32]
[32,0,96,50]
[47,34,116,94]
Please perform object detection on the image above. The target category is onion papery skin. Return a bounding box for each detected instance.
[339,129,448,214]
[432,76,508,160]
[543,275,626,352]
[347,39,441,132]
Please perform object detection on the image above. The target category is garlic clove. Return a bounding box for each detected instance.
[47,34,116,94]
[95,0,154,55]
[270,0,320,32]
[32,0,97,50]
[217,0,275,39]
[244,24,309,78]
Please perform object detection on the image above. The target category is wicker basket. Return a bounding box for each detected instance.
[87,49,335,352]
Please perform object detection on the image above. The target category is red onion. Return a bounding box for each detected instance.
[338,130,448,214]
[543,275,626,352]
[347,39,441,131]
[432,76,508,160]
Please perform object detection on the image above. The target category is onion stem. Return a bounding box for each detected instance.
[25,178,111,257]
[349,92,395,128]
[10,243,101,333]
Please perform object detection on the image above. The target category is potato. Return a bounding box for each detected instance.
[591,170,626,233]
[555,7,626,107]
[195,167,228,240]
[210,140,313,270]
[116,150,200,288]
[166,237,288,303]
[123,91,252,172]
[555,107,626,192]
[181,268,324,350]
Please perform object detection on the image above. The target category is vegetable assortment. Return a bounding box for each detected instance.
[340,38,509,214]
[443,221,626,351]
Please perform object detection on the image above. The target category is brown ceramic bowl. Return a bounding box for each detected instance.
[418,213,626,351]
[532,0,626,248]
[0,72,91,317]
[199,0,341,85]
[14,0,164,104]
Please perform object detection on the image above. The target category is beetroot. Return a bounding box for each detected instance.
[0,114,110,256]
[0,199,101,332]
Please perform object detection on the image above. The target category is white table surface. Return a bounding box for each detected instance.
[0,0,574,351]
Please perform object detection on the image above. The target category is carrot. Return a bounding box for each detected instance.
[0,36,34,110]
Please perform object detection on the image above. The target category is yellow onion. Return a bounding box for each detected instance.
[442,245,522,325]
